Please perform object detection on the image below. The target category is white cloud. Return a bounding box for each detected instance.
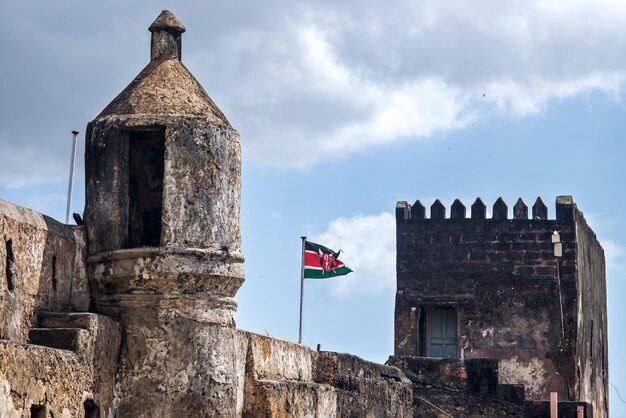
[205,0,626,167]
[483,73,625,117]
[311,212,395,298]
[4,0,626,182]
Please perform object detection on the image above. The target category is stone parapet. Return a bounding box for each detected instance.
[238,331,413,417]
[0,199,87,343]
[244,331,313,382]
[316,351,413,417]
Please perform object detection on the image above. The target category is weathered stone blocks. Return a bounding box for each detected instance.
[0,199,87,343]
[238,331,413,417]
[394,196,608,416]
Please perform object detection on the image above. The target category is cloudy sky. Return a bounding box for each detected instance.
[2,1,626,413]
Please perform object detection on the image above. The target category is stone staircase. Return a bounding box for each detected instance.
[29,327,90,353]
[28,312,96,355]
[28,312,120,364]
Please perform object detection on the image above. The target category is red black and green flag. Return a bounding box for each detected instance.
[303,240,353,279]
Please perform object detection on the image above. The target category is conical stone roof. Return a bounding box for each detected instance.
[96,11,230,126]
[97,59,230,125]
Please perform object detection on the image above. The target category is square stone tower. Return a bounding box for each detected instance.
[394,196,608,417]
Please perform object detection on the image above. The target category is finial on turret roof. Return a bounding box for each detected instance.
[149,10,185,61]
[149,10,186,33]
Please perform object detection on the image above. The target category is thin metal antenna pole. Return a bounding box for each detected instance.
[299,236,306,344]
[556,258,565,340]
[65,130,79,224]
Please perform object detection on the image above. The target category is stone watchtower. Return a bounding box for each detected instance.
[84,10,244,416]
[394,196,608,417]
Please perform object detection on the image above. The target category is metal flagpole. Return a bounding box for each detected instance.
[65,130,79,224]
[299,236,306,344]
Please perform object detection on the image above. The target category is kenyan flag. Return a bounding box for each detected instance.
[303,241,353,279]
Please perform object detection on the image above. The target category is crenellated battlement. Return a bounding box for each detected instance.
[396,196,576,223]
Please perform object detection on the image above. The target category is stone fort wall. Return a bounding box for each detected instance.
[0,199,413,417]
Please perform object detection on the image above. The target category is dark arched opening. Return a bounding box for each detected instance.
[84,399,100,418]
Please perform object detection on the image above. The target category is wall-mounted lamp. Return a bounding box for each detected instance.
[552,231,562,257]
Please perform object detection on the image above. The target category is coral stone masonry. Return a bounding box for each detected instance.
[394,196,608,417]
[0,10,608,418]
